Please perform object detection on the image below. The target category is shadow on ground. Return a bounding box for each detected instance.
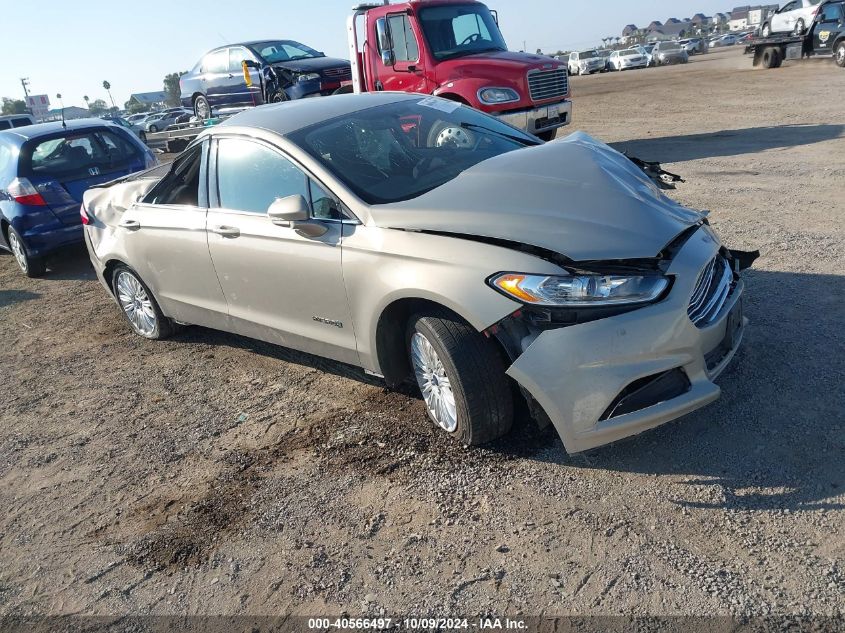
[611,124,845,162]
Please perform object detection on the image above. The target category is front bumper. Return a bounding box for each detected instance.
[506,226,747,453]
[493,100,573,134]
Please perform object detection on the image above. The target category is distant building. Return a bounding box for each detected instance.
[127,91,168,110]
[713,12,729,24]
[730,6,750,30]
[41,106,90,122]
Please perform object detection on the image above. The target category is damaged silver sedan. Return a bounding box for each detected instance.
[82,93,754,452]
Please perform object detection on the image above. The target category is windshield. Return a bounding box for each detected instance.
[418,4,507,61]
[622,49,640,56]
[252,40,323,63]
[288,99,538,205]
[660,43,681,51]
[580,50,599,59]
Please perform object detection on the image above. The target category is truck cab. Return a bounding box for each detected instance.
[348,0,572,140]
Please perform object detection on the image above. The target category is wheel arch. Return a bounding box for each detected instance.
[373,296,510,387]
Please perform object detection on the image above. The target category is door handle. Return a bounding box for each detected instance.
[119,220,141,231]
[211,225,240,238]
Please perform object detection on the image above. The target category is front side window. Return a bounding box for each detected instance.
[419,4,507,60]
[229,47,252,72]
[288,98,539,205]
[383,15,420,62]
[215,138,308,214]
[309,180,341,221]
[144,144,203,206]
[820,3,844,20]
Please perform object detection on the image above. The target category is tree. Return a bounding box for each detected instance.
[1,97,27,115]
[102,80,116,109]
[163,71,188,107]
[87,99,109,116]
[124,99,151,115]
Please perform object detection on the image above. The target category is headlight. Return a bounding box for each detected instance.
[489,273,670,307]
[478,87,520,104]
[297,72,321,83]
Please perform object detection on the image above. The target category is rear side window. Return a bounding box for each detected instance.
[0,121,10,131]
[144,144,204,206]
[12,118,32,128]
[202,50,228,73]
[23,129,142,179]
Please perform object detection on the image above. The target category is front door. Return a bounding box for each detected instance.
[813,2,845,51]
[205,136,358,365]
[375,13,429,93]
[119,141,229,329]
[227,46,263,107]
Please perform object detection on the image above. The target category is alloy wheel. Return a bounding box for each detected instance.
[434,126,474,149]
[837,43,845,66]
[195,97,210,120]
[411,332,458,433]
[8,231,28,273]
[116,271,157,337]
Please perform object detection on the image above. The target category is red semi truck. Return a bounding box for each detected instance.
[345,0,572,140]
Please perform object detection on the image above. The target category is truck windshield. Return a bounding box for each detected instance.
[418,4,507,61]
[252,40,324,63]
[288,98,539,205]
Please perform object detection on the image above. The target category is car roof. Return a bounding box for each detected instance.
[0,118,117,144]
[217,92,420,137]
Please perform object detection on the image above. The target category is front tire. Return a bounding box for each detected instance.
[836,41,845,68]
[762,46,782,69]
[407,311,513,445]
[6,226,45,278]
[112,265,173,340]
[148,124,158,133]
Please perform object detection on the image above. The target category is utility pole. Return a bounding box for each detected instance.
[20,77,30,99]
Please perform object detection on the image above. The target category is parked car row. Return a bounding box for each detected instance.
[564,41,690,74]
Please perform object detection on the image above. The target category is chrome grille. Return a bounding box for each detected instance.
[527,68,569,102]
[323,67,352,79]
[688,255,734,327]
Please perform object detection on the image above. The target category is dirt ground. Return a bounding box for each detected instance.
[1,47,843,621]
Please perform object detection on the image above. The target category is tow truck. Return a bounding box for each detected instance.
[746,0,845,68]
[345,0,572,140]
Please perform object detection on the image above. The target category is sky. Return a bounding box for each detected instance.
[0,0,734,109]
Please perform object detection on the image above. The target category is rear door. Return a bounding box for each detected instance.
[200,49,230,108]
[22,128,147,226]
[227,46,262,106]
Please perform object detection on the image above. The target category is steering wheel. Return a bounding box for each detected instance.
[459,33,483,46]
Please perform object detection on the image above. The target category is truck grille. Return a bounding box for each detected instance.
[688,255,733,327]
[527,68,569,102]
[323,67,352,79]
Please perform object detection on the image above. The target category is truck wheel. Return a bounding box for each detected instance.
[407,311,513,445]
[836,42,845,68]
[761,47,781,69]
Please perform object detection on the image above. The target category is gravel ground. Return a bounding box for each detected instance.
[0,47,843,620]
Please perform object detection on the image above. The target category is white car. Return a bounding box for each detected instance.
[567,50,606,75]
[608,48,649,71]
[761,0,823,37]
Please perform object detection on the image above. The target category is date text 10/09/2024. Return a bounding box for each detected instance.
[307,618,529,630]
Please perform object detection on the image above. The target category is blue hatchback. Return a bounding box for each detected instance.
[0,119,155,276]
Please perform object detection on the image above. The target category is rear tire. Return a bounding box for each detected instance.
[148,124,158,133]
[111,265,173,340]
[761,46,782,69]
[193,95,211,120]
[406,311,513,445]
[6,226,45,278]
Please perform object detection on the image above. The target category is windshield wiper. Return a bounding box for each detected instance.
[460,122,542,146]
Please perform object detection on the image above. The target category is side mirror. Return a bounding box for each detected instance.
[490,9,499,25]
[268,195,310,226]
[381,50,396,66]
[267,195,328,238]
[243,60,260,69]
[376,18,395,66]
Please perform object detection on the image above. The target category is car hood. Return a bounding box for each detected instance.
[270,56,350,73]
[372,132,704,261]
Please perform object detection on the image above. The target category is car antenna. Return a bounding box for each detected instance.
[56,93,67,129]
